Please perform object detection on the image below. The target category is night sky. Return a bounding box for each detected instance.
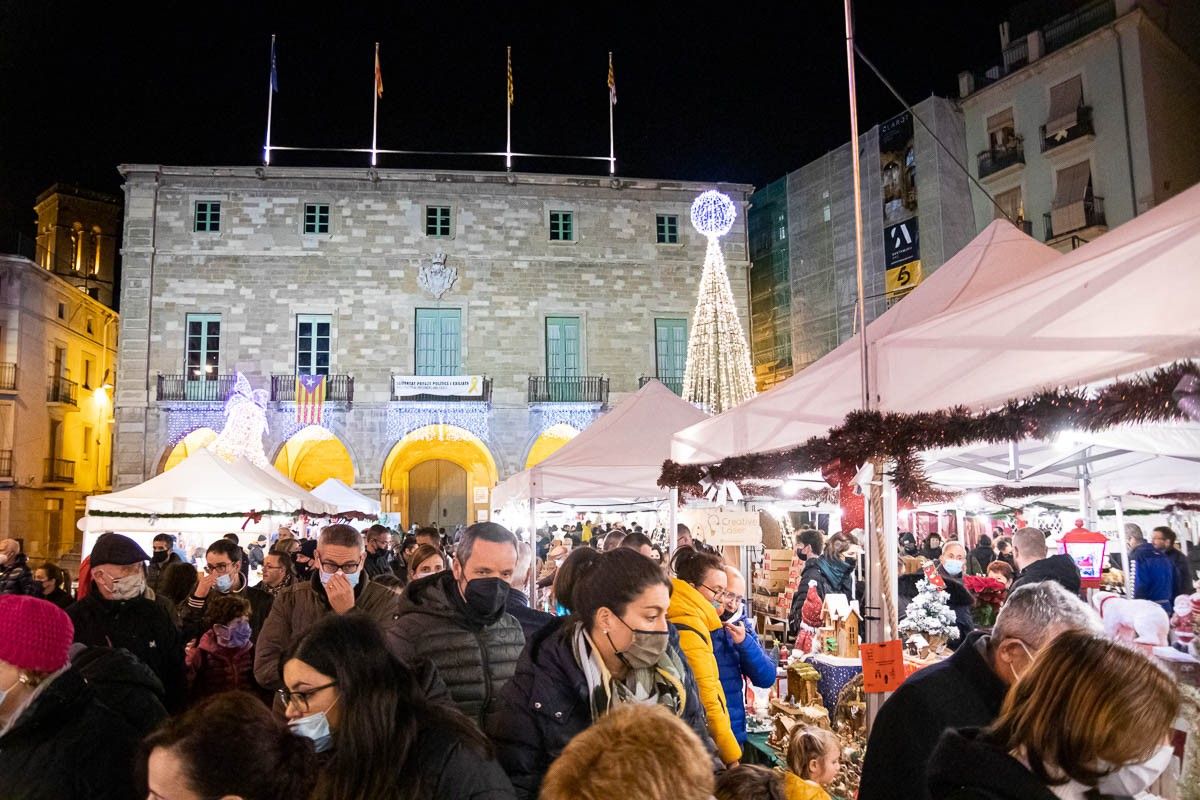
[0,0,1014,254]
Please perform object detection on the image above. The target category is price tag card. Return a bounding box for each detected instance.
[861,639,905,694]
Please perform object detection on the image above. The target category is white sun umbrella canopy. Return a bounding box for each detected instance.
[670,219,1060,465]
[311,477,382,516]
[493,379,709,509]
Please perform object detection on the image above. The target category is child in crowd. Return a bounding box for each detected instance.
[714,765,787,800]
[785,725,842,800]
[186,593,256,702]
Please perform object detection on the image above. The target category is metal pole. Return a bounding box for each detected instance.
[264,34,275,166]
[669,487,679,552]
[844,0,869,411]
[371,42,380,167]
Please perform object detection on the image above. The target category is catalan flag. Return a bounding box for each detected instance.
[375,43,383,98]
[507,46,514,106]
[296,373,327,424]
[607,51,616,106]
[270,36,279,93]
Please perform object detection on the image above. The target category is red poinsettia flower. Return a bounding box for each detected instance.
[963,575,1008,608]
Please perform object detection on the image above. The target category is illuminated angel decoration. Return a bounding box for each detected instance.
[208,372,271,468]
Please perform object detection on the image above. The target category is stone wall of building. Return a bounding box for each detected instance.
[115,166,752,517]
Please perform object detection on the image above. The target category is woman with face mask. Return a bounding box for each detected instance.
[33,563,73,609]
[185,593,256,702]
[928,630,1180,800]
[407,544,448,581]
[668,546,743,766]
[281,613,514,800]
[486,547,713,799]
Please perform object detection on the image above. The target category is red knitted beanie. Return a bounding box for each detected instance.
[0,595,74,673]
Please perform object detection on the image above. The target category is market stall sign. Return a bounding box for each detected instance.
[861,639,905,693]
[678,508,762,546]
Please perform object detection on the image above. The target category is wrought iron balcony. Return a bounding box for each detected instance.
[0,450,12,480]
[157,373,238,402]
[271,374,354,403]
[1041,105,1094,152]
[44,458,75,484]
[529,376,609,405]
[1045,196,1106,241]
[391,376,492,403]
[0,363,15,392]
[638,375,684,396]
[977,141,1025,179]
[48,376,78,406]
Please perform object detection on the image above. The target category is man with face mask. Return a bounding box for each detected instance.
[936,542,976,648]
[387,522,526,725]
[254,524,403,703]
[146,534,181,593]
[711,565,776,747]
[858,582,1102,800]
[180,539,272,644]
[0,539,37,597]
[66,533,186,711]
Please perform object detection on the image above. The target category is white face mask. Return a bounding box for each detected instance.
[288,706,335,753]
[1097,744,1174,796]
[106,572,146,601]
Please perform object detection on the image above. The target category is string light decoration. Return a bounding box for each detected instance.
[387,403,490,443]
[207,373,271,469]
[535,403,603,434]
[682,190,756,414]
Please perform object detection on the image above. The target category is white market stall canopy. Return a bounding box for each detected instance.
[493,379,709,508]
[83,449,337,532]
[311,477,382,516]
[670,219,1060,466]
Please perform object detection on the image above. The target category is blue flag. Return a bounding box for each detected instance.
[270,37,279,93]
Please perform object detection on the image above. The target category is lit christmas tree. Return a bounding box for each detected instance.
[898,565,961,649]
[208,372,271,469]
[682,190,756,414]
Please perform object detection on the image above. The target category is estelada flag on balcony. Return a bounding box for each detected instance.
[296,374,327,425]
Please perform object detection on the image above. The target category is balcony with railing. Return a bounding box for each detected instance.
[1045,196,1106,241]
[271,374,354,403]
[0,450,12,480]
[44,458,75,484]
[529,376,609,405]
[638,375,684,396]
[47,376,78,407]
[977,141,1025,180]
[157,373,238,402]
[1041,105,1094,152]
[0,363,15,393]
[391,376,492,403]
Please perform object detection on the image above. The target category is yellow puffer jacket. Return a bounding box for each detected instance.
[667,577,742,764]
[784,773,831,800]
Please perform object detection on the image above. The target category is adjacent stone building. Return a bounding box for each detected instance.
[0,254,119,559]
[115,165,751,528]
[958,0,1200,251]
[747,96,976,385]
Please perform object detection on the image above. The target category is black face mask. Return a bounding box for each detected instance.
[903,545,919,556]
[151,551,169,564]
[461,577,510,625]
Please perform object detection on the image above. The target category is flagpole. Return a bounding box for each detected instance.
[371,42,380,167]
[506,47,513,171]
[607,51,616,175]
[264,34,275,166]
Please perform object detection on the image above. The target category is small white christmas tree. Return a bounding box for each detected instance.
[898,569,960,644]
[682,190,756,414]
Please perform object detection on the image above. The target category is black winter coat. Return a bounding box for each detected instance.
[485,615,714,800]
[364,548,395,579]
[927,728,1129,800]
[67,592,187,711]
[70,644,168,738]
[387,571,525,726]
[0,552,38,596]
[1009,554,1081,596]
[146,552,181,593]
[936,567,976,649]
[42,587,74,609]
[0,666,144,800]
[505,588,555,640]
[859,632,1008,800]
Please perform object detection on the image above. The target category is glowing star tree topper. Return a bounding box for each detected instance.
[682,190,756,414]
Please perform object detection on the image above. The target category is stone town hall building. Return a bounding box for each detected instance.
[114,165,751,528]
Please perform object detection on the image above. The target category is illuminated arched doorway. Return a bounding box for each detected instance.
[160,428,218,473]
[273,425,355,490]
[524,424,579,469]
[382,425,498,530]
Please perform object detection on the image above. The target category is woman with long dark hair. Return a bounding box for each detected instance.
[486,547,713,799]
[280,612,514,800]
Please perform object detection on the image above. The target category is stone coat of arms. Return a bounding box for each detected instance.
[418,248,458,300]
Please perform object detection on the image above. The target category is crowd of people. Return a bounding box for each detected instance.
[0,517,1187,799]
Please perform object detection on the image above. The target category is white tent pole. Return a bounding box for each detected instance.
[669,487,679,552]
[528,498,538,604]
[1114,496,1131,595]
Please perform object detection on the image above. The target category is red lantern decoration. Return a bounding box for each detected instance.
[1059,519,1108,590]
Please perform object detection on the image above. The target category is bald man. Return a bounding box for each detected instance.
[0,538,37,596]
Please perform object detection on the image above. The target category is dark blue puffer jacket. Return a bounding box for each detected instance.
[1131,542,1176,613]
[711,609,777,745]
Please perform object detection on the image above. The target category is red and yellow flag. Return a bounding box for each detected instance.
[607,51,616,105]
[296,374,327,424]
[375,43,383,98]
[507,46,514,106]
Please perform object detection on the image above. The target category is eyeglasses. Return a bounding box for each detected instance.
[319,560,362,574]
[276,681,337,713]
[700,584,732,600]
[205,562,236,575]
